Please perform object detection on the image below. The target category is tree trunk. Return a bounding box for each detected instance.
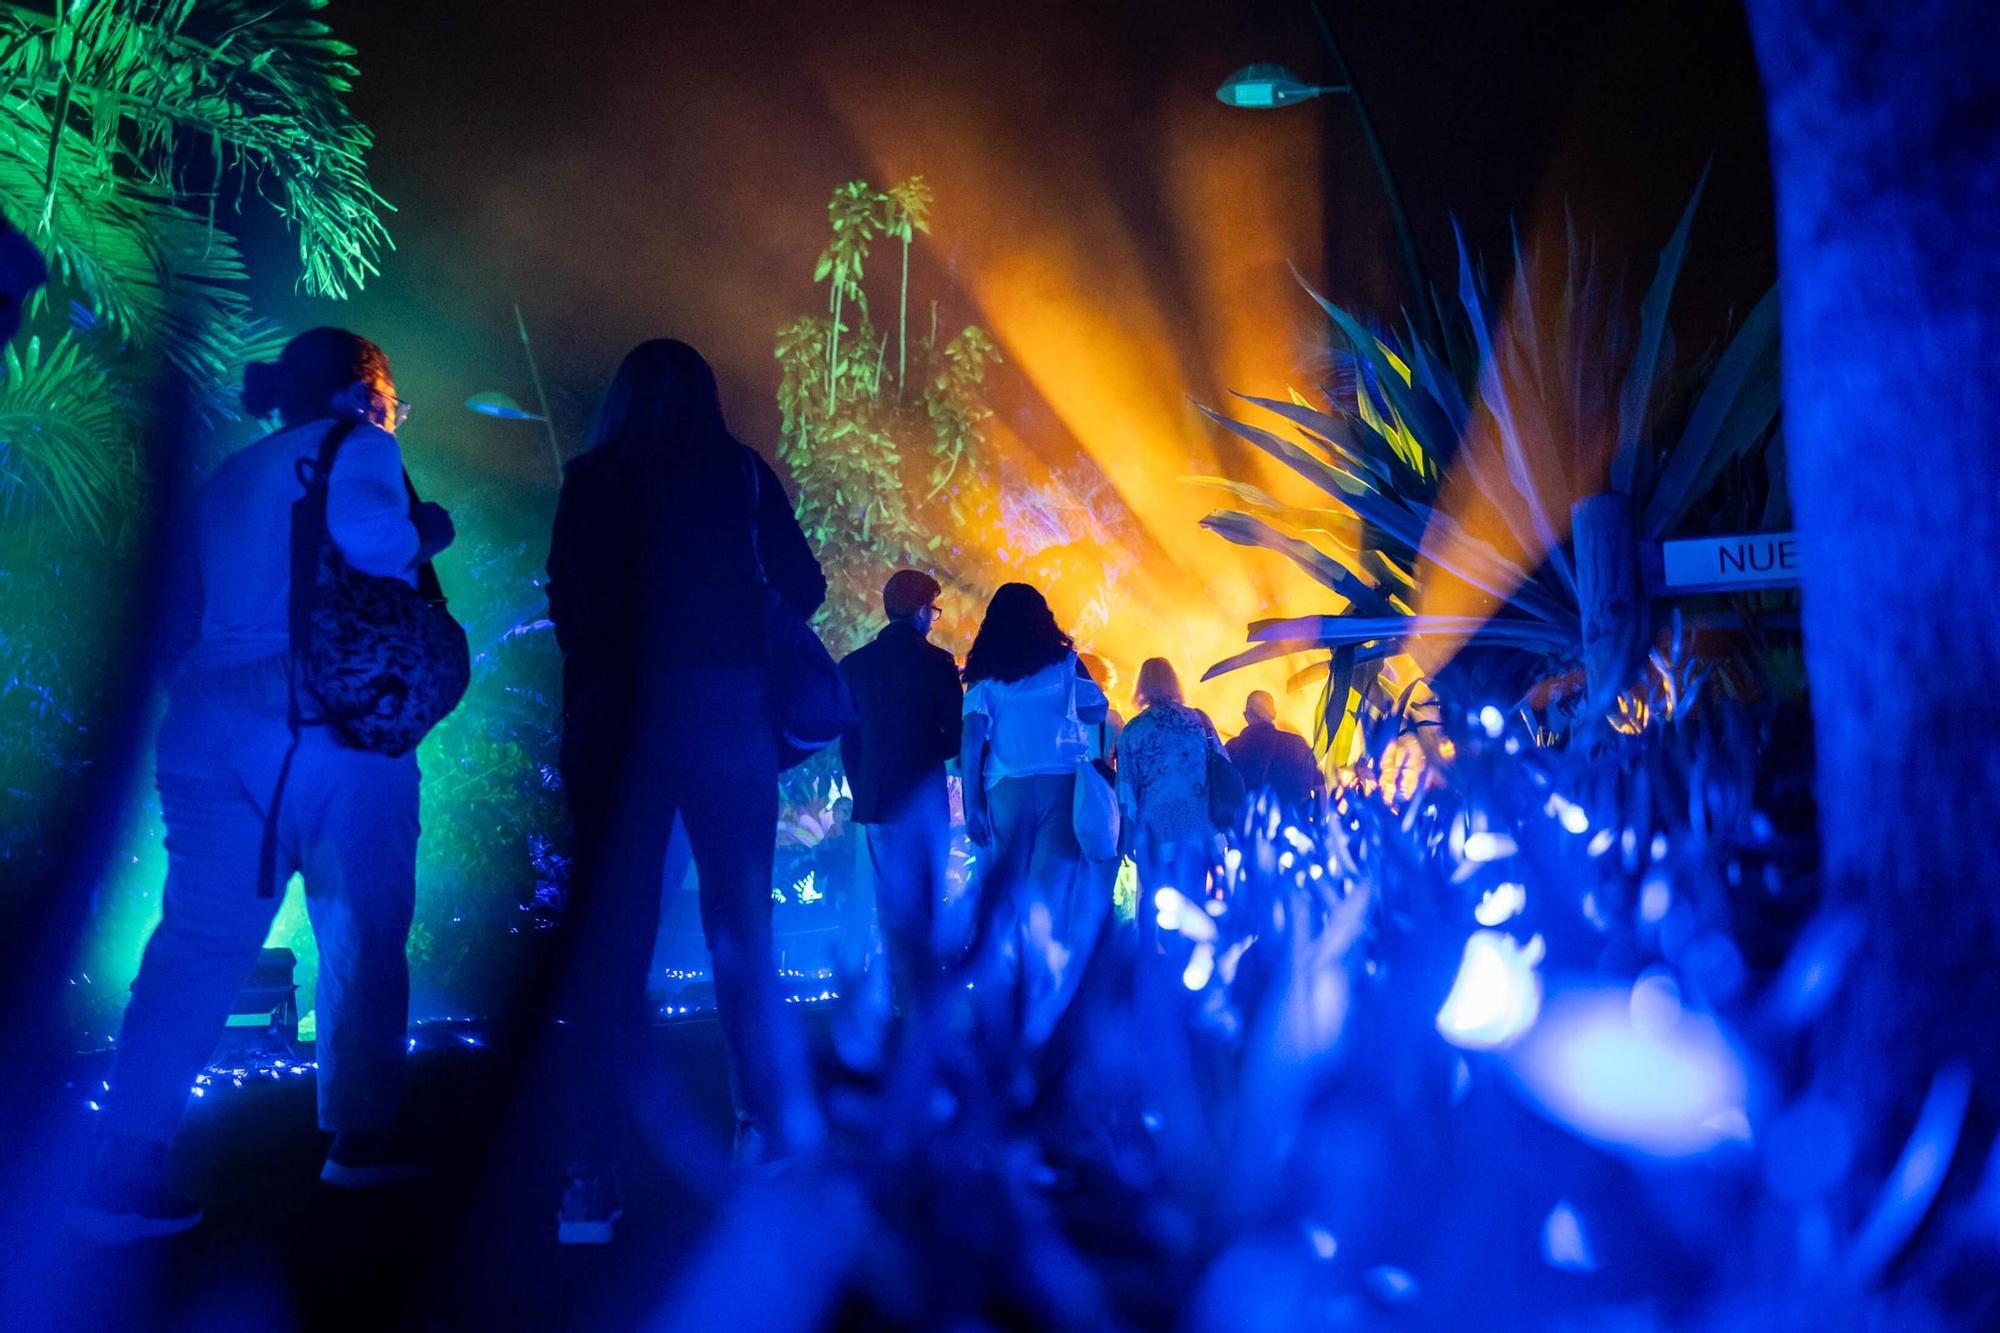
[1744,0,2000,1117]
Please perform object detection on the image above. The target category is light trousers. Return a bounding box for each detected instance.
[857,785,951,1010]
[107,656,420,1143]
[977,773,1108,1043]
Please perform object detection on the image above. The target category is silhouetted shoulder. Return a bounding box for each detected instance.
[561,448,616,485]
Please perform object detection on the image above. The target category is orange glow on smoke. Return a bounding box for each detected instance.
[818,58,1340,736]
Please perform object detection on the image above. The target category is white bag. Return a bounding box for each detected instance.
[1064,656,1120,862]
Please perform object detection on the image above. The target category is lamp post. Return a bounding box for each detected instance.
[464,304,565,485]
[1218,4,1442,352]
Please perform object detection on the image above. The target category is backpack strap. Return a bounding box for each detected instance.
[258,419,362,898]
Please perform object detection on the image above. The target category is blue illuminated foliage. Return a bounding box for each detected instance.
[635,680,1999,1328]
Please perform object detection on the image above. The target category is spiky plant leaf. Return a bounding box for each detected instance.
[1612,173,1707,496]
[1199,182,1779,746]
[1642,290,1782,538]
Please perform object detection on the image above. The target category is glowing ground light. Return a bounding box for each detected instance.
[1182,944,1215,991]
[1474,881,1527,926]
[1462,830,1518,863]
[1541,1200,1597,1273]
[1364,1266,1420,1304]
[1154,887,1215,942]
[1504,983,1751,1158]
[1435,931,1545,1050]
[1638,876,1672,923]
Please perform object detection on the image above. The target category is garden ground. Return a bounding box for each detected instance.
[48,1017,763,1332]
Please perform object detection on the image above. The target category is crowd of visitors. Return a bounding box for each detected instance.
[77,330,1330,1245]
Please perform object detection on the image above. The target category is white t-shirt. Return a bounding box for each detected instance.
[181,419,420,673]
[962,654,1109,789]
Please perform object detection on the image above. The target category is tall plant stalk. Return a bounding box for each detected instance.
[898,238,909,399]
[513,303,562,481]
[828,280,843,404]
[884,178,932,401]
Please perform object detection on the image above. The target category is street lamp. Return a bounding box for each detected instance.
[464,391,543,422]
[1215,62,1347,110]
[1217,4,1443,353]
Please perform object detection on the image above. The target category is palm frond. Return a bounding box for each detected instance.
[0,0,393,297]
[0,331,137,536]
[0,101,248,384]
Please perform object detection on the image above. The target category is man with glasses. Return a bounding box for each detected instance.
[836,570,963,1049]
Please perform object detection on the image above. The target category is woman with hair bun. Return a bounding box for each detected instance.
[82,328,455,1239]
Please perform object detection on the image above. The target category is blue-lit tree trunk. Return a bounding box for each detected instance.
[1745,0,2000,1114]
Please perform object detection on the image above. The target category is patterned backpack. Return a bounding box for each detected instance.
[290,418,470,755]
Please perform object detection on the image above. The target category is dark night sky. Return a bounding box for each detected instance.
[239,0,1774,527]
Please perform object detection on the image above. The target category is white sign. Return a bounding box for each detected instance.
[1656,531,1800,593]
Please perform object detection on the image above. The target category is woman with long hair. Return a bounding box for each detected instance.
[85,329,454,1238]
[546,338,824,1242]
[1115,657,1231,956]
[959,583,1109,1043]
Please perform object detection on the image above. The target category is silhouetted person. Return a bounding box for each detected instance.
[546,339,824,1243]
[84,330,453,1238]
[1225,690,1324,820]
[1075,651,1125,773]
[1116,658,1229,954]
[960,583,1108,1043]
[838,570,961,1025]
[1074,650,1125,932]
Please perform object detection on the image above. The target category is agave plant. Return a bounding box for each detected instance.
[0,0,391,535]
[1198,184,1783,744]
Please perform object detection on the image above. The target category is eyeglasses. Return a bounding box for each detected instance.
[350,392,412,434]
[368,396,413,432]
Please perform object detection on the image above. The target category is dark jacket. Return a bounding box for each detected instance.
[547,441,825,719]
[1225,720,1324,813]
[838,621,963,824]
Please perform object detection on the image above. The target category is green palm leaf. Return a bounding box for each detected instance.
[0,105,246,373]
[0,0,394,298]
[0,332,136,536]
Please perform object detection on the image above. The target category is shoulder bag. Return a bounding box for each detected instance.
[748,457,855,770]
[1206,722,1247,832]
[1065,656,1121,862]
